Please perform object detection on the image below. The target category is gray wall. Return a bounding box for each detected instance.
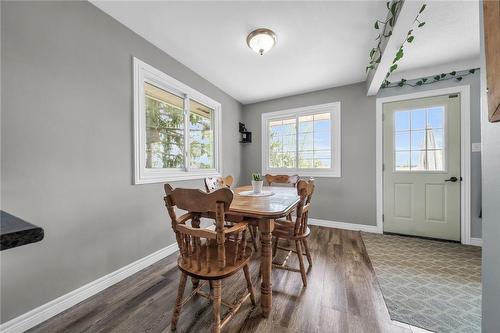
[242,82,378,225]
[378,72,482,238]
[479,2,500,331]
[242,74,482,237]
[0,1,242,322]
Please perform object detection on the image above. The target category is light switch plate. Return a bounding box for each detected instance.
[471,142,481,152]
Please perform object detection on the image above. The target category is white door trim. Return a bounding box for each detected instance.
[376,85,471,244]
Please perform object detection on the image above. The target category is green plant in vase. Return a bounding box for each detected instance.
[251,173,263,193]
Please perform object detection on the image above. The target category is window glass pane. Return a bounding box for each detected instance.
[411,150,426,171]
[299,132,314,151]
[427,128,444,150]
[426,107,444,130]
[395,151,410,171]
[189,99,214,169]
[411,130,426,150]
[144,83,184,169]
[394,111,410,131]
[395,132,410,151]
[426,150,444,171]
[411,109,426,130]
[298,112,332,169]
[269,118,296,168]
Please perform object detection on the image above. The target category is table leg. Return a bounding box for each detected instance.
[259,218,274,318]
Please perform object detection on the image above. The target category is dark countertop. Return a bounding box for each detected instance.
[1,210,44,251]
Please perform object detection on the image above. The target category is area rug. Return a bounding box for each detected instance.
[361,232,481,333]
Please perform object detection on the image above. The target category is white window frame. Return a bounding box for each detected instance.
[133,58,222,184]
[261,102,341,178]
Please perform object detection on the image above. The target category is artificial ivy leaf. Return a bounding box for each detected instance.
[434,75,441,81]
[370,48,376,58]
[422,78,428,82]
[407,36,414,43]
[469,69,476,74]
[391,2,397,15]
[390,64,398,72]
[416,81,423,86]
[457,77,463,81]
[386,1,390,10]
[450,71,457,76]
[366,65,374,72]
[441,73,446,78]
[418,22,426,28]
[419,4,426,13]
[389,17,394,27]
[407,29,413,35]
[375,21,379,29]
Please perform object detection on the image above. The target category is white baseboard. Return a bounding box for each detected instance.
[469,237,483,247]
[0,243,179,333]
[308,218,380,233]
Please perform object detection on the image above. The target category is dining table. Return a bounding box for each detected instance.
[228,185,300,318]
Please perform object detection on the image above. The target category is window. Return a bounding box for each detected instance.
[134,58,221,184]
[262,102,341,177]
[393,106,445,172]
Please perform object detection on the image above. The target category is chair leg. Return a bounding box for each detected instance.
[249,226,258,251]
[272,236,279,257]
[212,280,222,333]
[243,264,256,305]
[302,238,313,268]
[295,240,307,287]
[171,272,188,331]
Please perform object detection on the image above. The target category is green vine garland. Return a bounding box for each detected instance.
[366,1,427,85]
[381,68,478,89]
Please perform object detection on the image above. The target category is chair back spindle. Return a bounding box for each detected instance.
[293,179,315,236]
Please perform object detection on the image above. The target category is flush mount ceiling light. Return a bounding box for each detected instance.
[246,28,277,55]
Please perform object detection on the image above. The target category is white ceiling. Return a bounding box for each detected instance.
[391,0,480,81]
[91,1,480,104]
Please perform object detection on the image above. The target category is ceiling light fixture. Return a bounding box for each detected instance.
[246,28,277,55]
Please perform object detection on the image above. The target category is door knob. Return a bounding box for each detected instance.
[445,176,459,182]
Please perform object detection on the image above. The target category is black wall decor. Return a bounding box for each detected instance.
[239,122,252,143]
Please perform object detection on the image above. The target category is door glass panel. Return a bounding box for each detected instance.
[395,132,410,151]
[144,82,185,169]
[411,109,426,130]
[393,106,446,172]
[394,111,410,131]
[395,151,411,171]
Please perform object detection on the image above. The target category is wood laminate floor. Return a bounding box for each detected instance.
[29,226,412,333]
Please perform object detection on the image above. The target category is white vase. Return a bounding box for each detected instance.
[251,180,263,193]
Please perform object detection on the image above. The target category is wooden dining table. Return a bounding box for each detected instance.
[228,185,300,317]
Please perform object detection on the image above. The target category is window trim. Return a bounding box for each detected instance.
[261,102,341,178]
[133,57,222,184]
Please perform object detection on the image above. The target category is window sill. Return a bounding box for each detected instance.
[135,170,221,184]
[262,169,341,178]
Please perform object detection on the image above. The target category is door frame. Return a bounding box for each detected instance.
[376,85,471,244]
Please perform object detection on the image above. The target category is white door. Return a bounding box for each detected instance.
[383,94,461,241]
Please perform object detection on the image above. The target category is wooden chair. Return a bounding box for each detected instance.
[164,184,256,333]
[265,174,300,187]
[204,176,259,251]
[271,179,315,287]
[204,175,234,192]
[265,174,300,224]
